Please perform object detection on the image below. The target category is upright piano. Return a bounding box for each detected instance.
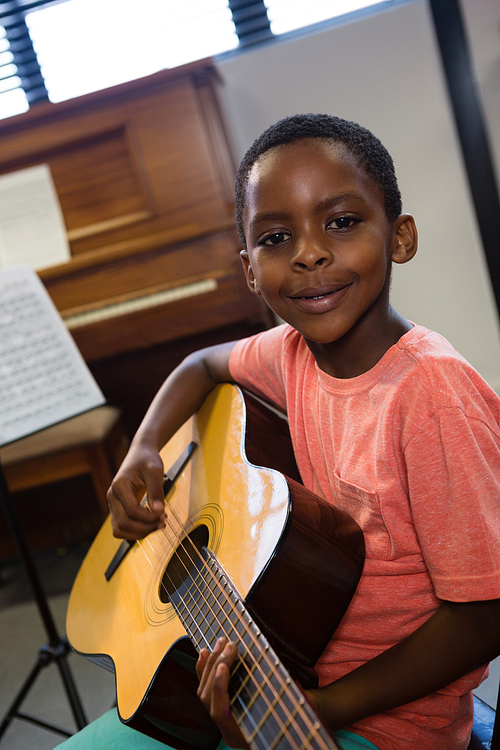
[0,59,271,437]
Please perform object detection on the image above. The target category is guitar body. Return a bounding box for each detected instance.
[67,384,364,749]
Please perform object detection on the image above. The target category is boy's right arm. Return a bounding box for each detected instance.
[107,341,237,540]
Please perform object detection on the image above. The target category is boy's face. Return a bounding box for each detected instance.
[241,139,413,350]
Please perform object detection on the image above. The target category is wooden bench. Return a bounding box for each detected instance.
[0,405,128,519]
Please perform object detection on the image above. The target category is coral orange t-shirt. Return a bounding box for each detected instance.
[229,323,500,750]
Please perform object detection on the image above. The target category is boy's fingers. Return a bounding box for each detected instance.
[211,661,232,718]
[198,641,238,710]
[143,466,167,515]
[108,494,162,539]
[196,641,247,749]
[197,638,227,694]
[196,648,210,682]
[107,469,166,540]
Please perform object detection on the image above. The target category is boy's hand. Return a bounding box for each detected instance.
[196,638,250,750]
[106,342,236,540]
[107,442,166,540]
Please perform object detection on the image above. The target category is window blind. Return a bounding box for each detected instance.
[0,0,50,118]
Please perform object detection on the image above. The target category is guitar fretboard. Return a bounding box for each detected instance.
[169,547,339,750]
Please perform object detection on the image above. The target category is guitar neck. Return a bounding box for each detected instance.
[169,547,339,750]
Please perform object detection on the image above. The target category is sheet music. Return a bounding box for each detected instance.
[0,164,71,271]
[0,265,105,447]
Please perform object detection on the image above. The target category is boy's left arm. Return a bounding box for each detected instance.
[307,596,500,734]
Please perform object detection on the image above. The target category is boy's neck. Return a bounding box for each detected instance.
[305,306,413,379]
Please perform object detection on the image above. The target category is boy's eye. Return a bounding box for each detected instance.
[259,231,290,246]
[328,217,357,230]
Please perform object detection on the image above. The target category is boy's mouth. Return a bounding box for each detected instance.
[298,291,333,300]
[288,283,351,313]
[290,284,348,300]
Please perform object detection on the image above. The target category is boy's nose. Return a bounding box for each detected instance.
[291,235,332,271]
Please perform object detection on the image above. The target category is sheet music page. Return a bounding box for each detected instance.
[0,164,71,271]
[0,265,105,447]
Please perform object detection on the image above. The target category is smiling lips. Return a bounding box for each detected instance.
[288,283,351,313]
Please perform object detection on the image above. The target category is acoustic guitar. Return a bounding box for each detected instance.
[66,383,365,750]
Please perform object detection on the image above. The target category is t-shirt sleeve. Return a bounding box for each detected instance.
[406,403,500,602]
[228,324,288,412]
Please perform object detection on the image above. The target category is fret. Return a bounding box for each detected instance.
[175,601,195,634]
[184,577,204,609]
[236,668,292,736]
[236,657,322,750]
[304,720,324,746]
[230,660,257,720]
[265,705,300,750]
[231,645,270,710]
[255,675,291,716]
[201,610,218,636]
[233,658,283,725]
[200,578,218,612]
[231,645,293,739]
[212,603,238,641]
[201,578,227,647]
[215,583,228,606]
[246,682,288,741]
[191,631,206,651]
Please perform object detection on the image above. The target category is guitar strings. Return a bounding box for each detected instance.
[136,523,265,745]
[133,493,334,750]
[151,498,334,750]
[142,529,312,750]
[138,513,270,745]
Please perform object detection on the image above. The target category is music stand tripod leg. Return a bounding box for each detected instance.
[0,463,88,739]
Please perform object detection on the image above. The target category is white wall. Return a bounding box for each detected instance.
[216,0,500,391]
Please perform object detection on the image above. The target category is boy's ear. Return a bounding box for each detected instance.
[391,214,418,265]
[240,250,261,295]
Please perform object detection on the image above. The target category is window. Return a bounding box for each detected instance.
[0,0,394,120]
[264,0,388,36]
[27,0,239,103]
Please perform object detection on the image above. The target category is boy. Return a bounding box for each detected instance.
[59,114,500,750]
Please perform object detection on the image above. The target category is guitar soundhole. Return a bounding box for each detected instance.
[159,525,210,604]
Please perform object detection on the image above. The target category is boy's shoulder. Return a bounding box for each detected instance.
[396,325,500,423]
[235,322,306,360]
[398,325,467,365]
[399,325,480,378]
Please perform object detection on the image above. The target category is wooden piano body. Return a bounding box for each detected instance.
[0,59,270,438]
[0,60,270,552]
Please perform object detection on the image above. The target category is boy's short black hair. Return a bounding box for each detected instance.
[235,113,402,247]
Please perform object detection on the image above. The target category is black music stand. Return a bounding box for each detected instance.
[0,264,106,742]
[0,462,87,740]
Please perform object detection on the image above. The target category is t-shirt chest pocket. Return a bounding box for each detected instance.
[333,472,390,559]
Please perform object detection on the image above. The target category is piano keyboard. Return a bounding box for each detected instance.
[63,278,218,330]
